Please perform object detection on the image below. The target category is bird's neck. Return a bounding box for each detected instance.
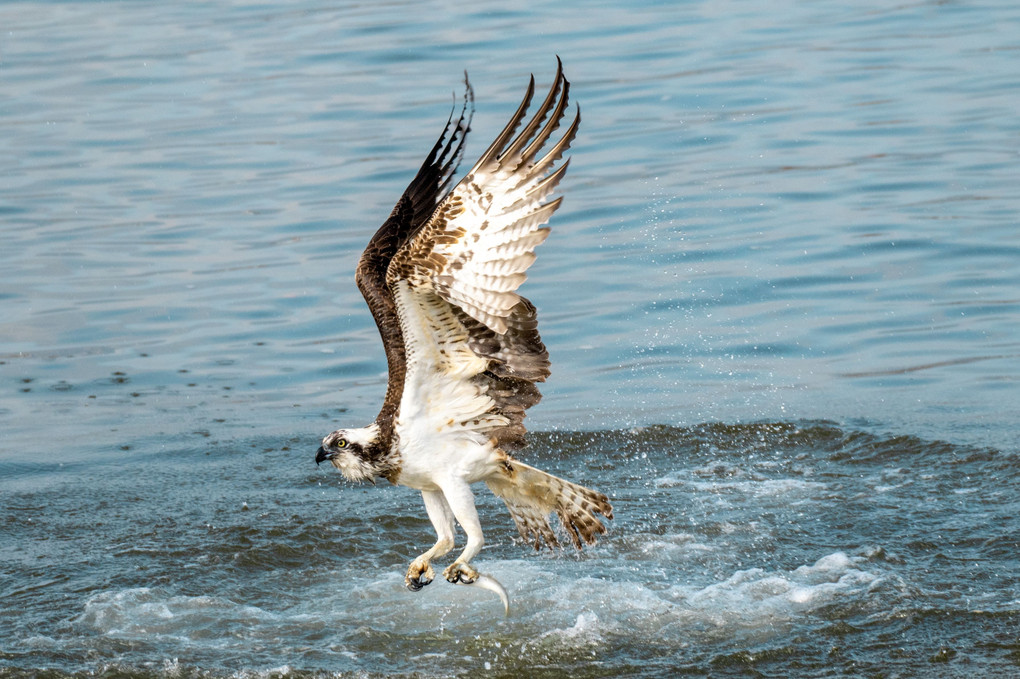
[368,415,401,484]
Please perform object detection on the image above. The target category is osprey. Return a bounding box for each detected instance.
[315,61,612,613]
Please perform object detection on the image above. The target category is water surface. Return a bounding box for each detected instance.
[2,0,1019,676]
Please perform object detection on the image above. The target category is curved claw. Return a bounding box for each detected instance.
[406,577,429,592]
[405,561,435,592]
[462,573,511,616]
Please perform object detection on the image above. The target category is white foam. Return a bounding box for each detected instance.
[668,552,879,640]
[77,587,276,638]
[654,469,827,497]
[527,611,603,652]
[689,478,828,495]
[72,550,883,659]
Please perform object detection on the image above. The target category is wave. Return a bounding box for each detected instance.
[2,420,1017,677]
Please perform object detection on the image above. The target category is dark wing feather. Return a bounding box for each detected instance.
[387,61,578,447]
[354,79,474,427]
[459,298,549,449]
[388,58,578,334]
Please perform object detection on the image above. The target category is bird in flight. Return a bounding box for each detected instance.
[315,60,612,613]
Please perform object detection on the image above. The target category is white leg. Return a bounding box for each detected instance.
[405,490,456,591]
[439,479,511,615]
[440,480,485,574]
[423,489,457,556]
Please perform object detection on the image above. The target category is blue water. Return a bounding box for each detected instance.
[2,1,1019,676]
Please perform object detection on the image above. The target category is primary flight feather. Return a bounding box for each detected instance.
[315,61,612,613]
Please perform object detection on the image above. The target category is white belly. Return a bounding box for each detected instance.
[393,431,501,491]
[390,280,508,491]
[391,354,504,491]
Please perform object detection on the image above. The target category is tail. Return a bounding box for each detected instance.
[487,458,613,550]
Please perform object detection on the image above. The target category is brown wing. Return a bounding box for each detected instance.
[388,59,578,335]
[452,297,547,449]
[354,78,474,428]
[387,60,579,447]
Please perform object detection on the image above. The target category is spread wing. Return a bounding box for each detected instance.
[387,60,579,448]
[354,79,474,428]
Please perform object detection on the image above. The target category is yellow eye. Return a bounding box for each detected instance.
[337,438,348,448]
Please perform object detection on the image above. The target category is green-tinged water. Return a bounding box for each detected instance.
[3,0,1020,676]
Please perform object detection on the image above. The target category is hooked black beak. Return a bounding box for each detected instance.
[315,446,335,466]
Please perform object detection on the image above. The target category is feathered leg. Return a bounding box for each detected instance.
[438,480,485,581]
[405,489,456,591]
[439,479,510,614]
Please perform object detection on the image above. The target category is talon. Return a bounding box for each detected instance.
[405,561,434,592]
[406,577,428,592]
[444,561,478,585]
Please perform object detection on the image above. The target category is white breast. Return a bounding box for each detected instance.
[391,281,508,490]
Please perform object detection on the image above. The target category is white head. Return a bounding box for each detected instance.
[315,424,382,483]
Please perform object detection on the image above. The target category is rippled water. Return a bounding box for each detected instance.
[3,0,1019,677]
[4,424,1019,677]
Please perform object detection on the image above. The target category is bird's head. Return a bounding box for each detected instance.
[315,424,381,483]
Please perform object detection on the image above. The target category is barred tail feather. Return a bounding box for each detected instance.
[487,459,613,550]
